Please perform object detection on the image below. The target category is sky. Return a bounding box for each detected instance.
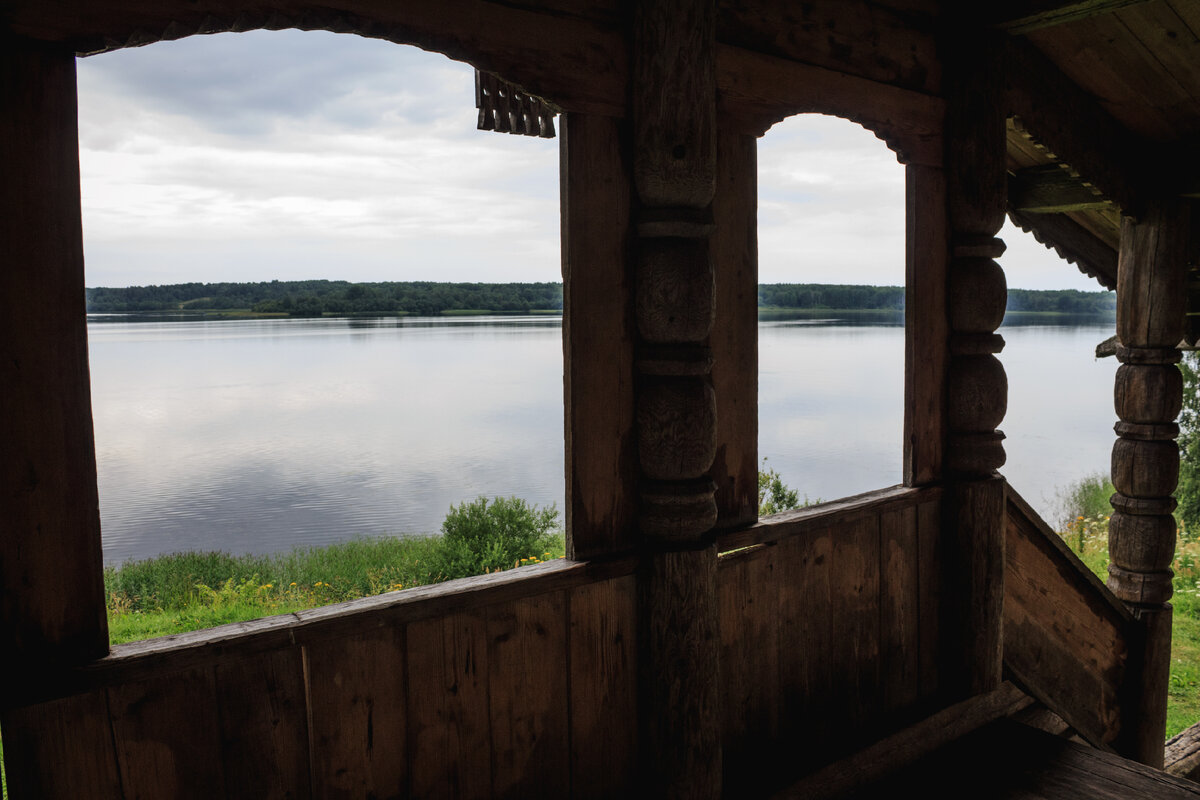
[76,29,1102,292]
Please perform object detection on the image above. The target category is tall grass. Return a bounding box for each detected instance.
[105,497,565,644]
[1055,472,1200,736]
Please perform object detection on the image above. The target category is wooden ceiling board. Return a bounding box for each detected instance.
[1110,2,1200,134]
[1027,16,1182,141]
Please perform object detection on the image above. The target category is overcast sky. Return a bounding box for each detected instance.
[76,29,1101,292]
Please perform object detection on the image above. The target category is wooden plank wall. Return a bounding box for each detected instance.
[716,488,943,794]
[2,572,638,799]
[1003,489,1132,749]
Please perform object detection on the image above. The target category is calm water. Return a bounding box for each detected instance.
[88,313,1118,565]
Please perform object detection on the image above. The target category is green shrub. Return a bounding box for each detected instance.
[434,496,560,579]
[758,458,813,516]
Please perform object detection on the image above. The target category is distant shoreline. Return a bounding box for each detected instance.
[85,279,1117,318]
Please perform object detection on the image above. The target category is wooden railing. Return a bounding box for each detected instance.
[3,485,948,798]
[716,485,944,792]
[1002,487,1134,749]
[4,483,1143,797]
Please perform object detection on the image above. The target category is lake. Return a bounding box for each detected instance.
[88,312,1119,565]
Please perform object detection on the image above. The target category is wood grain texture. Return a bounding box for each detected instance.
[716,44,943,164]
[1118,606,1173,767]
[7,0,628,117]
[1004,491,1129,748]
[940,477,1006,698]
[716,0,940,95]
[0,690,122,799]
[1005,36,1147,217]
[1166,719,1200,781]
[880,506,920,715]
[568,576,638,799]
[904,165,948,486]
[560,112,637,559]
[0,36,108,671]
[775,529,834,767]
[830,516,883,732]
[916,498,942,702]
[215,647,311,799]
[305,626,407,799]
[486,593,571,798]
[640,546,722,799]
[719,547,780,790]
[710,129,758,529]
[633,0,715,207]
[406,612,492,799]
[108,667,227,799]
[1116,203,1189,349]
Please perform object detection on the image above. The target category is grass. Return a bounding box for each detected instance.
[1055,473,1200,738]
[105,497,565,645]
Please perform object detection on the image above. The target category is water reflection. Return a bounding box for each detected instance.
[88,313,1117,564]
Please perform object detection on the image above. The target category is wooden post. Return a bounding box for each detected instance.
[561,111,637,560]
[0,38,108,676]
[633,1,721,796]
[939,32,1009,699]
[710,128,758,529]
[1109,201,1188,767]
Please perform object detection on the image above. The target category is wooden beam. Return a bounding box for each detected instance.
[1009,164,1113,213]
[1005,37,1148,218]
[4,0,629,117]
[0,36,109,677]
[990,0,1155,33]
[561,112,637,559]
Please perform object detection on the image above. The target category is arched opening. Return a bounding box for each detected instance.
[78,30,565,634]
[755,113,906,507]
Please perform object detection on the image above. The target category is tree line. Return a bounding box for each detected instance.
[85,280,1117,316]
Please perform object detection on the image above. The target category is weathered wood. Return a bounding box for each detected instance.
[719,546,780,789]
[941,477,1006,698]
[880,506,920,715]
[1117,606,1173,767]
[1005,36,1147,218]
[1004,489,1130,748]
[991,0,1154,33]
[108,667,226,799]
[640,546,721,799]
[0,691,122,798]
[716,0,940,95]
[717,484,942,552]
[716,44,943,164]
[633,0,715,207]
[406,611,492,799]
[215,647,311,800]
[1009,164,1112,213]
[305,626,407,799]
[904,165,949,485]
[830,516,883,731]
[775,529,834,768]
[710,128,758,529]
[486,592,571,798]
[7,0,628,117]
[1166,719,1200,782]
[560,112,637,559]
[916,498,942,701]
[772,682,1031,800]
[7,557,638,710]
[568,576,638,798]
[0,36,108,672]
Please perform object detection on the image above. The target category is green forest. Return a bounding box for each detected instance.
[84,280,1118,316]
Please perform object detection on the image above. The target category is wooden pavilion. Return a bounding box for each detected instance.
[6,0,1200,796]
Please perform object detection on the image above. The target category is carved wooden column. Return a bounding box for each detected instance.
[633,1,721,797]
[940,34,1008,699]
[1109,201,1188,767]
[0,35,109,704]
